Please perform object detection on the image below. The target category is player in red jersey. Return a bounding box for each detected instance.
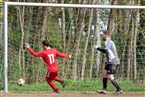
[26,40,71,93]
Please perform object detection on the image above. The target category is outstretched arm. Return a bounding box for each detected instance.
[94,45,108,53]
[96,47,108,53]
[56,50,71,58]
[26,43,43,57]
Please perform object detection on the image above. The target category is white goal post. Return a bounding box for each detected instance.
[3,1,145,93]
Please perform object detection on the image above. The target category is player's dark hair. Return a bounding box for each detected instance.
[103,31,110,36]
[42,40,50,47]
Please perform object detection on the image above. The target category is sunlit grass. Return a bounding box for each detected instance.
[8,79,144,93]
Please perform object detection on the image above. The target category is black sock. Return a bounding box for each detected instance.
[103,78,108,90]
[111,80,121,91]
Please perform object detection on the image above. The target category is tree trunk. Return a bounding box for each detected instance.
[0,17,2,45]
[90,0,100,79]
[107,0,118,35]
[81,0,94,80]
[61,0,66,79]
[127,11,135,80]
[72,0,87,81]
[121,9,132,79]
[65,0,75,78]
[133,8,139,80]
[18,6,25,77]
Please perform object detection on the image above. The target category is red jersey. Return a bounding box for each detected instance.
[27,48,69,72]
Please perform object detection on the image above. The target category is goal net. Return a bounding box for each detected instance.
[1,1,145,93]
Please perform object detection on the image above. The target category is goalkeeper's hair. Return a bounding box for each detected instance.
[42,40,50,47]
[103,30,111,36]
[103,31,109,35]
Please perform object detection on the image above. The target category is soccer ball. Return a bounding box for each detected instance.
[17,78,25,86]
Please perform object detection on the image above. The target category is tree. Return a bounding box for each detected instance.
[81,0,94,80]
[71,0,88,81]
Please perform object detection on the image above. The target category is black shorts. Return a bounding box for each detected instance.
[104,64,118,74]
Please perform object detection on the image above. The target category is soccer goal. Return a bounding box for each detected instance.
[2,1,145,93]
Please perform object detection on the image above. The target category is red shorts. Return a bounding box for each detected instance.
[46,71,58,81]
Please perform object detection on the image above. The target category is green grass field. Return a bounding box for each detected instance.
[8,79,144,93]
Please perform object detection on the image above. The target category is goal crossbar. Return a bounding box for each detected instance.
[3,1,145,93]
[4,2,145,9]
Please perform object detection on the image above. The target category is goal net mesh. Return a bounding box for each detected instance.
[1,2,145,93]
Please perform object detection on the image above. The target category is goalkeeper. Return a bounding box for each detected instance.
[26,40,71,93]
[94,31,123,94]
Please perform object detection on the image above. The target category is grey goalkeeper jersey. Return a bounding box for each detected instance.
[97,39,120,65]
[104,39,120,65]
